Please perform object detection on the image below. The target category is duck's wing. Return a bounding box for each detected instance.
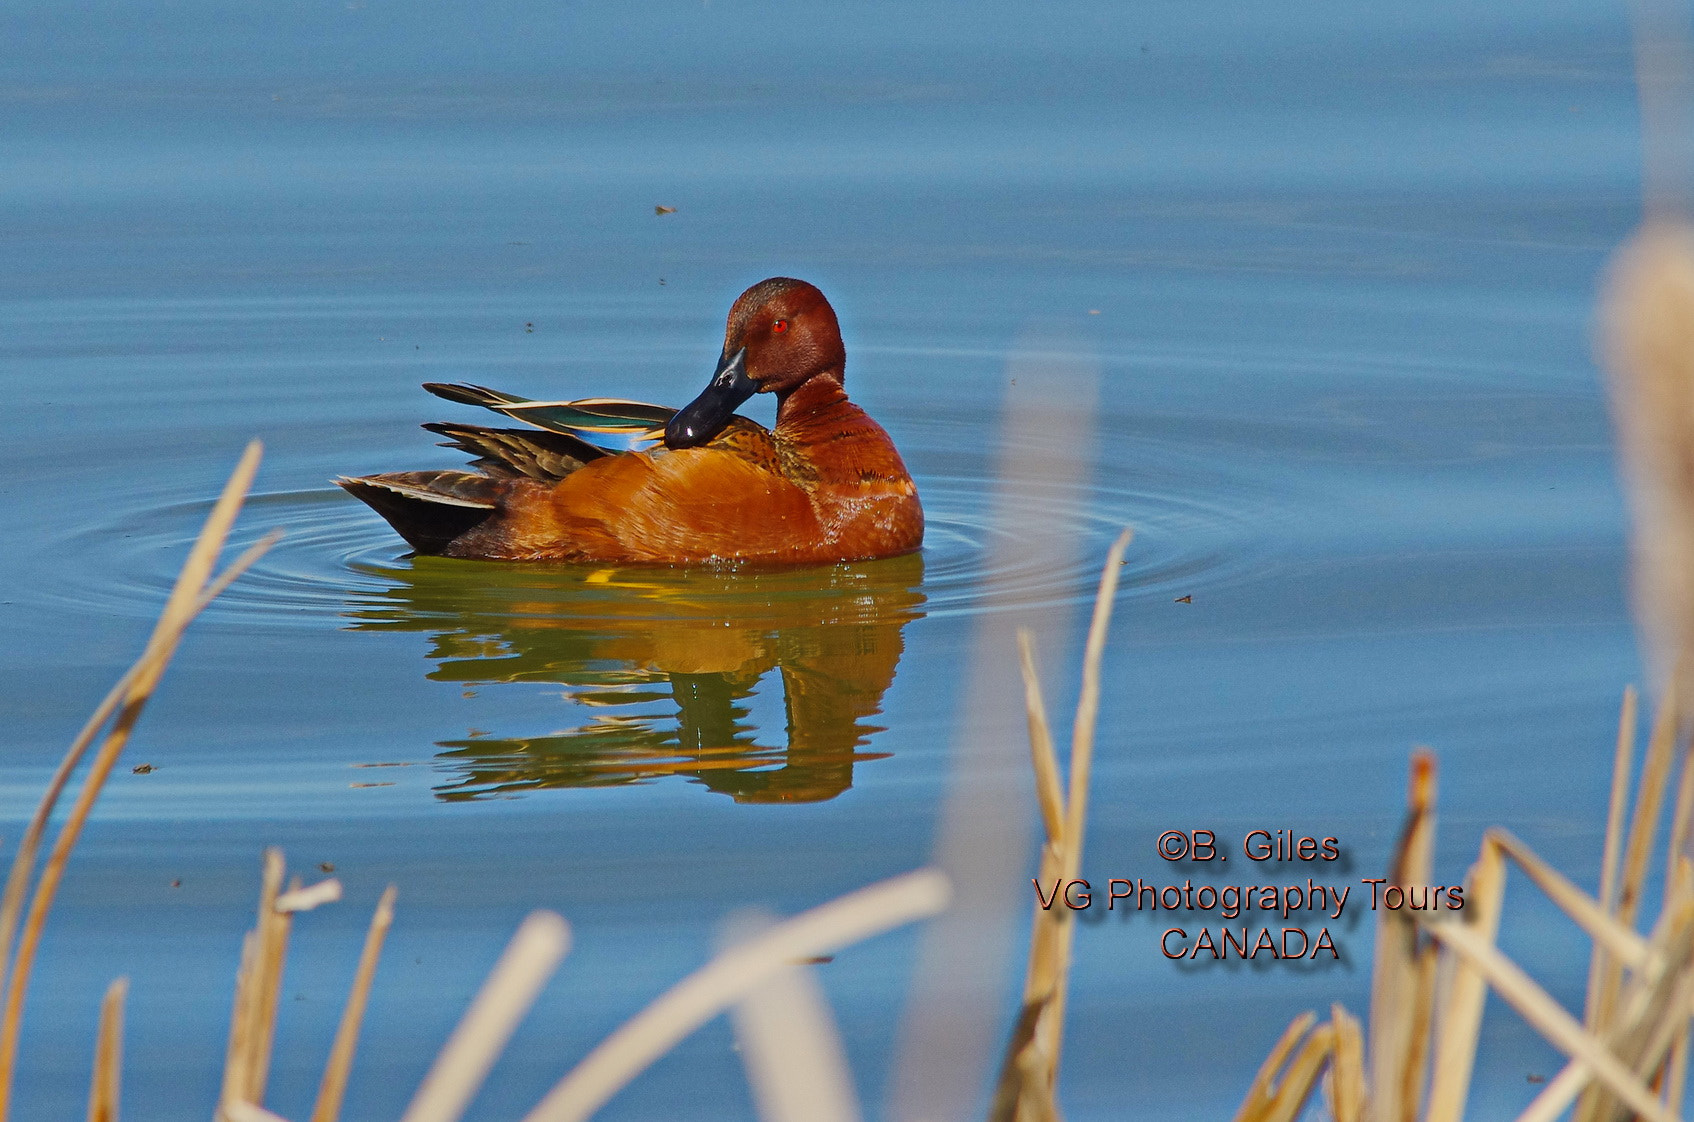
[424,383,675,440]
[423,422,609,482]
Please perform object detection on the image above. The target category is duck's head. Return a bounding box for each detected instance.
[664,277,845,450]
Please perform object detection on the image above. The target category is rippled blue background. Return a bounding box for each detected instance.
[0,0,1652,1117]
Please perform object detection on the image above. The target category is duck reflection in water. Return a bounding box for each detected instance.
[345,553,925,803]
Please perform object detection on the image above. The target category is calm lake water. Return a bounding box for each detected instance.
[0,0,1657,1117]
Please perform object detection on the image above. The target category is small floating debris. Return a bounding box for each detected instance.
[349,782,395,789]
[1174,595,1193,604]
[654,205,677,215]
[131,763,154,774]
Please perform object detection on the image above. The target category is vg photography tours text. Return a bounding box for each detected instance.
[1033,828,1465,962]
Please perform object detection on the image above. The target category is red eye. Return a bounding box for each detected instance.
[772,319,789,334]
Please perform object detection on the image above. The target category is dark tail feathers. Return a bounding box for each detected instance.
[338,470,500,554]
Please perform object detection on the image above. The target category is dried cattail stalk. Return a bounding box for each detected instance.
[1583,688,1639,1046]
[1328,1004,1366,1122]
[1424,831,1504,1122]
[399,911,570,1122]
[0,443,271,1122]
[1421,920,1679,1122]
[522,870,948,1122]
[1233,1012,1317,1122]
[310,885,397,1122]
[1366,750,1438,1122]
[989,533,1132,1121]
[725,912,861,1122]
[86,978,126,1122]
[219,849,288,1120]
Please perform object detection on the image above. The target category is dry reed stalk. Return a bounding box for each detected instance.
[987,530,1132,1122]
[86,978,125,1122]
[310,885,397,1122]
[399,910,570,1122]
[276,881,343,914]
[1583,687,1639,1047]
[214,853,344,1122]
[1577,694,1681,1122]
[1659,730,1694,1111]
[1019,632,1065,847]
[222,1102,293,1122]
[521,869,949,1122]
[1233,1012,1318,1122]
[1486,831,1653,969]
[1263,1024,1337,1122]
[1366,749,1438,1122]
[1423,917,1681,1122]
[726,913,862,1122]
[219,850,285,1119]
[245,854,293,1105]
[1046,529,1132,1064]
[1328,1004,1366,1122]
[0,442,271,1122]
[892,339,1101,1122]
[0,524,274,1029]
[1666,1032,1691,1117]
[1423,826,1504,1122]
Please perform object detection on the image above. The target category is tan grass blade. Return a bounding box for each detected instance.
[218,848,287,1118]
[1579,694,1681,1122]
[1487,830,1654,970]
[1662,756,1694,1103]
[399,911,570,1122]
[1017,630,1065,847]
[86,977,126,1122]
[1328,1004,1366,1122]
[726,914,861,1122]
[988,533,1132,1121]
[1366,749,1438,1122]
[1515,1062,1590,1122]
[1043,528,1132,1075]
[1583,687,1639,1046]
[1262,1024,1337,1122]
[1619,696,1679,932]
[222,1103,294,1122]
[1547,908,1694,1122]
[1667,739,1694,895]
[1666,1027,1691,1116]
[275,880,342,914]
[1233,1012,1316,1122]
[0,523,275,1030]
[1060,527,1134,885]
[0,442,267,1122]
[1421,918,1681,1122]
[311,885,397,1122]
[1425,830,1506,1122]
[523,869,949,1122]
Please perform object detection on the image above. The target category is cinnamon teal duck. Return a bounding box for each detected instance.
[338,278,923,564]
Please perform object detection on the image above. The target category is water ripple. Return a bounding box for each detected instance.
[45,424,1284,629]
